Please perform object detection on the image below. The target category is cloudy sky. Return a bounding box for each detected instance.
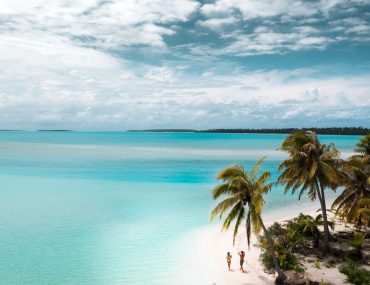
[0,0,369,130]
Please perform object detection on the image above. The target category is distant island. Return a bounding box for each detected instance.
[127,127,370,135]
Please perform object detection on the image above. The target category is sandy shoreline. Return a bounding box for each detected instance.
[172,201,345,285]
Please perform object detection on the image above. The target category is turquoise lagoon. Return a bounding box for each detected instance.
[0,132,360,284]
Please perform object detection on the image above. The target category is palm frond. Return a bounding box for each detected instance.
[222,202,243,232]
[250,157,266,180]
[232,206,245,245]
[216,165,246,181]
[210,196,240,221]
[212,183,237,199]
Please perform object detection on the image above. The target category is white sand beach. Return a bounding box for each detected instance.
[171,203,354,285]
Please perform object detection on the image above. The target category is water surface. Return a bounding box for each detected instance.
[0,132,360,284]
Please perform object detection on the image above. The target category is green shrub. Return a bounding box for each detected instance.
[268,222,286,238]
[351,232,365,249]
[259,222,305,273]
[260,220,308,252]
[339,260,370,285]
[260,241,304,272]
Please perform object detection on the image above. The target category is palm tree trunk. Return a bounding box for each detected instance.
[258,216,286,281]
[313,229,319,248]
[315,180,330,250]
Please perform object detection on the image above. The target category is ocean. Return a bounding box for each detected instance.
[0,131,360,284]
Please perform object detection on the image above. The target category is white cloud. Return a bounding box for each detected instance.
[215,28,332,56]
[0,44,369,129]
[294,26,320,34]
[197,17,238,31]
[296,37,330,46]
[0,0,199,48]
[197,0,370,55]
[0,0,369,129]
[200,0,342,19]
[145,67,175,83]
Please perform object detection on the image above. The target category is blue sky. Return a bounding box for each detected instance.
[0,0,369,130]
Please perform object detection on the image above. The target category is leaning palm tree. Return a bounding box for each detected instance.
[332,157,370,225]
[278,131,342,250]
[210,158,286,281]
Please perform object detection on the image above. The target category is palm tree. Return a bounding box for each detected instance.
[278,131,342,250]
[354,134,370,157]
[332,157,370,226]
[295,213,334,248]
[332,134,370,226]
[210,158,286,281]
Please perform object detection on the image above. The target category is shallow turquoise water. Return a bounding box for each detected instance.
[0,132,360,284]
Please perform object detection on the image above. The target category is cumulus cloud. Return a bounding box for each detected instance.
[196,0,370,55]
[200,0,363,19]
[197,16,238,31]
[201,0,319,19]
[0,0,369,129]
[0,0,199,48]
[1,49,369,129]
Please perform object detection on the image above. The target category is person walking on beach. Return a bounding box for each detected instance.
[226,252,232,271]
[238,251,245,272]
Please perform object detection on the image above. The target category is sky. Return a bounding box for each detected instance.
[0,0,369,130]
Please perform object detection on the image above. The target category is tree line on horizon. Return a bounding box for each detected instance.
[202,127,370,135]
[128,127,370,135]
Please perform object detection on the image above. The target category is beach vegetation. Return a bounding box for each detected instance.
[210,131,369,283]
[339,260,370,285]
[350,232,366,260]
[258,221,305,273]
[146,127,370,135]
[354,134,370,157]
[292,213,334,248]
[260,240,303,273]
[278,131,343,250]
[332,134,370,226]
[210,158,287,281]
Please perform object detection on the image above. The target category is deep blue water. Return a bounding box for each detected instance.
[0,132,360,284]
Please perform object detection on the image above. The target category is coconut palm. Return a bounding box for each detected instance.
[332,157,370,225]
[278,131,342,250]
[295,213,334,248]
[210,158,286,281]
[354,134,370,157]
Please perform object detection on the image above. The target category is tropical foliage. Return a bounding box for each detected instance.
[260,240,303,273]
[292,213,334,248]
[278,131,342,249]
[354,134,370,157]
[339,260,370,285]
[258,222,304,273]
[332,134,370,226]
[351,232,366,260]
[210,158,286,280]
[209,132,369,283]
